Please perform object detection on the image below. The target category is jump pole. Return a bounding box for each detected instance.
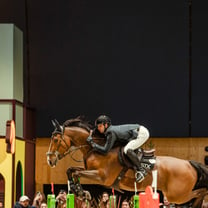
[110,188,117,208]
[152,170,159,207]
[139,170,159,208]
[66,180,74,208]
[134,182,139,208]
[47,182,56,208]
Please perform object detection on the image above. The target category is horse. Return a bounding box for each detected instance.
[46,117,208,207]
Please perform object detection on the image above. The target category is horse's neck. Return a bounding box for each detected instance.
[66,127,89,142]
[65,127,91,156]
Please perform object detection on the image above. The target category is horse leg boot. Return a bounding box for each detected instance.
[66,168,77,193]
[73,174,84,197]
[126,149,147,183]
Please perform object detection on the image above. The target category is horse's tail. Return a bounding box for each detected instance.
[189,160,208,190]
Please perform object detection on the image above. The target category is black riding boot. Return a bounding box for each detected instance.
[126,149,147,183]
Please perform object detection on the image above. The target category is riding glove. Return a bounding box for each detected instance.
[86,136,93,143]
[86,136,95,146]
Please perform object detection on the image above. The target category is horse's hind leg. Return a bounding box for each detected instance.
[191,190,208,208]
[176,194,207,208]
[192,194,208,208]
[175,202,192,208]
[191,198,203,208]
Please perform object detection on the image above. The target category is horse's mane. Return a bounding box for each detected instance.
[63,116,123,147]
[63,116,92,132]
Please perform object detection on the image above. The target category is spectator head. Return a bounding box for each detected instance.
[40,202,47,208]
[19,195,30,207]
[56,189,67,207]
[101,192,109,203]
[121,199,130,208]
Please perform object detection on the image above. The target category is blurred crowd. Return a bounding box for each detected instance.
[8,189,208,208]
[12,190,132,208]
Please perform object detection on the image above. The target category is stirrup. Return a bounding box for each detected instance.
[135,171,145,183]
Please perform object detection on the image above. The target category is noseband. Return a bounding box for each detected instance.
[46,129,73,160]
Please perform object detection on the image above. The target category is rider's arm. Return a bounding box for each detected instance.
[86,130,94,145]
[88,132,116,154]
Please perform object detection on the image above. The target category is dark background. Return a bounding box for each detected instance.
[0,0,207,138]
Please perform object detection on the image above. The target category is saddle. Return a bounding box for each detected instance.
[110,148,156,190]
[118,147,156,171]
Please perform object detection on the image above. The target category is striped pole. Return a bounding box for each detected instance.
[110,188,116,208]
[110,195,116,208]
[134,195,139,208]
[47,182,56,208]
[134,182,139,208]
[47,194,56,208]
[67,180,74,208]
[66,193,74,208]
[151,170,158,197]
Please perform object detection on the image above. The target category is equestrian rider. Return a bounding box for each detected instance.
[86,115,150,183]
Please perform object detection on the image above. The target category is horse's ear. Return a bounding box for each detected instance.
[51,120,56,128]
[54,119,60,126]
[52,119,61,128]
[52,119,62,132]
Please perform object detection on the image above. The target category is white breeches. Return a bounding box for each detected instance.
[124,125,150,154]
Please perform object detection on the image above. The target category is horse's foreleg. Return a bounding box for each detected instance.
[66,167,104,194]
[66,167,85,195]
[66,167,85,180]
[73,169,103,183]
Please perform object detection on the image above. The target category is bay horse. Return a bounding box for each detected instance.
[46,118,208,207]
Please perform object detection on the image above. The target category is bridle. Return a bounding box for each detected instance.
[46,128,88,163]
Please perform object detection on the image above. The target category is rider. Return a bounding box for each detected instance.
[86,115,150,183]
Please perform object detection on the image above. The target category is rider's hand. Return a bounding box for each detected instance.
[86,136,97,149]
[91,142,97,148]
[86,136,93,144]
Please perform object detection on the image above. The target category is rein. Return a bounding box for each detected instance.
[67,145,89,162]
[47,129,89,163]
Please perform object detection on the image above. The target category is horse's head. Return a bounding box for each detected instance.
[46,119,72,167]
[47,118,92,167]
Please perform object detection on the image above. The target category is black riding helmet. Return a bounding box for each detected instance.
[95,115,111,127]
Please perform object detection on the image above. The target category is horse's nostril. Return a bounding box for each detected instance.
[50,160,54,166]
[47,158,52,166]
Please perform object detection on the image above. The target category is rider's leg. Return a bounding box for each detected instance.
[124,126,150,182]
[125,149,147,182]
[124,126,150,151]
